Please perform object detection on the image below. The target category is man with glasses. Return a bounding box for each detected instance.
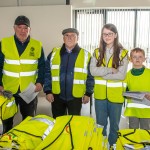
[44,28,94,118]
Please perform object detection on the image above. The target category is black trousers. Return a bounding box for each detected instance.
[2,96,38,134]
[52,95,82,119]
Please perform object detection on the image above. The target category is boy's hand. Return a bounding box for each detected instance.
[144,93,150,101]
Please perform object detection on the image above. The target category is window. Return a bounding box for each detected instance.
[73,8,150,67]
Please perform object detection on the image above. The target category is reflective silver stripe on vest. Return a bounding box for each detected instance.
[20,71,37,76]
[50,50,57,68]
[74,68,87,73]
[74,50,88,74]
[20,59,38,64]
[107,82,124,87]
[123,83,127,87]
[52,76,59,81]
[51,65,59,69]
[124,144,135,149]
[73,50,88,85]
[5,59,20,65]
[5,59,38,65]
[6,100,15,107]
[95,80,107,85]
[3,70,19,77]
[127,103,150,108]
[3,70,37,77]
[30,117,55,140]
[42,121,55,140]
[95,80,126,88]
[74,80,85,84]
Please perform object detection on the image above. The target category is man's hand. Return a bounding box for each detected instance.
[46,94,54,103]
[35,83,42,92]
[0,86,4,92]
[0,86,4,96]
[82,95,90,104]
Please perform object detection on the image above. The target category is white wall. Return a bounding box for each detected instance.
[0,5,72,56]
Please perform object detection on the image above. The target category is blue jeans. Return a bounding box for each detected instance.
[95,99,123,146]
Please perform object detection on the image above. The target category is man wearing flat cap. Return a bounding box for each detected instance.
[0,15,45,133]
[44,28,94,118]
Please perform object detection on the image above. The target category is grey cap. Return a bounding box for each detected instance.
[14,15,30,27]
[62,28,79,36]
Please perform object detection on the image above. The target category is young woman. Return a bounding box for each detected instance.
[90,23,129,148]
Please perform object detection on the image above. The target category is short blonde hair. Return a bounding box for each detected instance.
[130,47,145,57]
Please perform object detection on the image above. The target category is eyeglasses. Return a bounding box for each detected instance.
[131,56,144,60]
[102,32,114,37]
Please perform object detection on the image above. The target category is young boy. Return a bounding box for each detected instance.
[124,47,150,129]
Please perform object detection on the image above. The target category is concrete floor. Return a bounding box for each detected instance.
[0,93,129,134]
[13,94,129,129]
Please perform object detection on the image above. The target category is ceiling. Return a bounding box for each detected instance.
[0,0,95,7]
[0,0,67,7]
[0,0,148,9]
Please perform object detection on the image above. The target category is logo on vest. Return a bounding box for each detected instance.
[29,47,35,56]
[65,125,70,134]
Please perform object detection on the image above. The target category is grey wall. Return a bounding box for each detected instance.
[0,5,72,56]
[0,0,150,8]
[0,0,150,56]
[71,0,150,8]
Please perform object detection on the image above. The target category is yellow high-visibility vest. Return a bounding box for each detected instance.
[94,48,128,103]
[50,47,91,97]
[124,68,150,118]
[1,36,42,93]
[35,115,105,150]
[0,115,107,150]
[116,129,150,150]
[0,115,55,149]
[0,95,17,120]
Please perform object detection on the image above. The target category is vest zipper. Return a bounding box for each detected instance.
[65,54,70,100]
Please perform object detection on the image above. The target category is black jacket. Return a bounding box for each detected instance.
[44,43,94,101]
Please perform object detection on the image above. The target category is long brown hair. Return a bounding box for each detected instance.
[97,23,123,69]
